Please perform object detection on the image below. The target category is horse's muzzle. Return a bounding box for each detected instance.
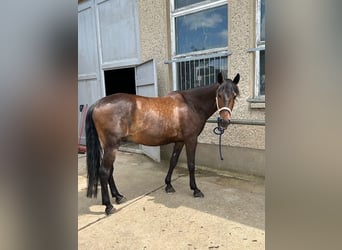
[219,118,230,129]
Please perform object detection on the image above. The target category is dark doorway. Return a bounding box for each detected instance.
[104,67,136,96]
[104,67,140,152]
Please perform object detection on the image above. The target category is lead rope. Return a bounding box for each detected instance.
[213,117,225,160]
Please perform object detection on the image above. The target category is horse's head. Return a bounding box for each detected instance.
[216,73,240,129]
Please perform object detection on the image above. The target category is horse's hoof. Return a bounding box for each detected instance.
[105,204,114,215]
[165,185,175,193]
[115,195,127,204]
[193,189,204,198]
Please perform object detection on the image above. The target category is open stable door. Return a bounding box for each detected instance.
[135,59,160,162]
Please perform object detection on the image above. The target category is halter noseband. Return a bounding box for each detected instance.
[216,97,232,116]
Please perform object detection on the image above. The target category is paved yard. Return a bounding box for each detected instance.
[78,151,264,249]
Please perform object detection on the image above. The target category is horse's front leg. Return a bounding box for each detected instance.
[185,138,204,198]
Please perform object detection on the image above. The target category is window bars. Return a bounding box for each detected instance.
[165,51,230,90]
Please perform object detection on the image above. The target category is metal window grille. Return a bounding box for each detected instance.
[169,0,229,91]
[166,53,228,90]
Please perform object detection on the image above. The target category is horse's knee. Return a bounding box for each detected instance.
[170,154,179,168]
[170,158,177,168]
[187,162,195,172]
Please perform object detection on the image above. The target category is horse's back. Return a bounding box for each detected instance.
[91,92,199,146]
[128,93,188,144]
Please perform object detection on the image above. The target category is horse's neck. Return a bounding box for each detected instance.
[182,84,219,120]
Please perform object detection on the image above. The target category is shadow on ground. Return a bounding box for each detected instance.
[78,151,264,231]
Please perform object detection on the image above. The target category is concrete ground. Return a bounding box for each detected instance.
[78,151,265,250]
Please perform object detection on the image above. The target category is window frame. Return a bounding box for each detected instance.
[170,0,229,90]
[248,0,265,100]
[256,0,265,98]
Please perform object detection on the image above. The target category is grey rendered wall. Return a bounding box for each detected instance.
[138,0,265,176]
[138,0,172,96]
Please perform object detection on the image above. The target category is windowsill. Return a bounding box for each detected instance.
[247,97,265,109]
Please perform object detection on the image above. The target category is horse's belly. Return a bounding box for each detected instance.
[128,125,181,146]
[128,99,185,145]
[129,137,175,146]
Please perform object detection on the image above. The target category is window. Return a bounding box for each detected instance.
[174,0,207,10]
[247,0,265,100]
[168,0,229,90]
[254,0,265,97]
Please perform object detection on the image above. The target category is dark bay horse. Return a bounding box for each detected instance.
[85,72,240,214]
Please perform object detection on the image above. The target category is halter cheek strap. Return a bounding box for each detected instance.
[216,97,232,116]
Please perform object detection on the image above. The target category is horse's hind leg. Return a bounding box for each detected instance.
[185,138,204,198]
[99,147,116,215]
[165,142,184,193]
[108,161,127,204]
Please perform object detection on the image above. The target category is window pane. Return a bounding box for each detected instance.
[175,5,228,54]
[177,56,227,90]
[260,0,265,41]
[175,0,207,9]
[259,50,265,95]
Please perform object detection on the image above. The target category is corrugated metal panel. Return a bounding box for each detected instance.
[78,1,99,77]
[78,1,102,145]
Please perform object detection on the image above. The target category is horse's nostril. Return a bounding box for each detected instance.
[220,119,230,128]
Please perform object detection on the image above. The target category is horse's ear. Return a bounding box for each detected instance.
[217,72,223,84]
[233,73,240,84]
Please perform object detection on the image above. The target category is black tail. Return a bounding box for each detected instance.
[85,104,101,198]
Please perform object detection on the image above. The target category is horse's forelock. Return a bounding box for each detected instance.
[218,79,239,97]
